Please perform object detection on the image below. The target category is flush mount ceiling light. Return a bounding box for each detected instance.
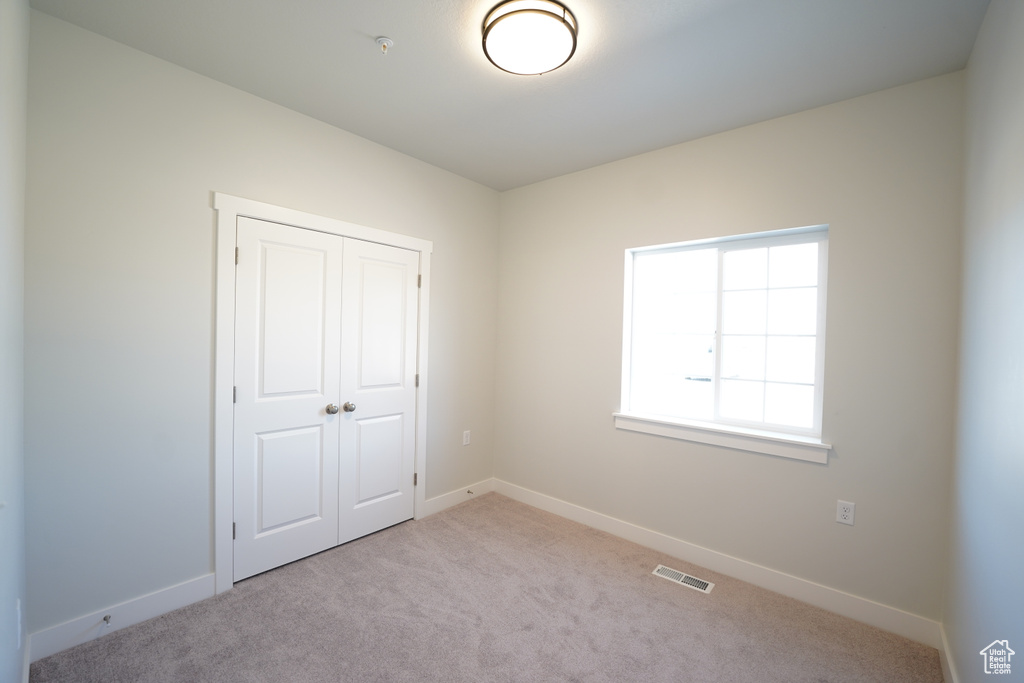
[483,0,578,75]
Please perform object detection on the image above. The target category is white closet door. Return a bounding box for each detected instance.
[233,217,343,581]
[232,217,420,581]
[338,239,419,544]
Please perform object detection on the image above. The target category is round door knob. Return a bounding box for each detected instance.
[343,402,357,413]
[326,403,340,415]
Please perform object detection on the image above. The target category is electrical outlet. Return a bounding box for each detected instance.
[462,430,471,446]
[836,500,855,525]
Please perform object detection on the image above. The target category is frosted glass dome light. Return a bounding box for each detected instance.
[483,0,578,75]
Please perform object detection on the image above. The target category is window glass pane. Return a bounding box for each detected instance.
[632,252,674,293]
[630,323,713,419]
[764,383,814,428]
[675,378,714,420]
[765,336,816,384]
[630,340,677,416]
[630,369,713,421]
[635,248,717,293]
[723,290,767,335]
[721,335,765,381]
[720,379,764,422]
[768,242,818,288]
[767,288,817,335]
[678,334,715,378]
[630,298,668,337]
[629,372,671,415]
[676,248,718,292]
[633,297,692,339]
[633,249,717,335]
[723,248,767,290]
[630,333,675,375]
[629,313,674,376]
[676,292,717,335]
[630,248,718,421]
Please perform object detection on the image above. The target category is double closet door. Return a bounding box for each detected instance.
[232,217,419,581]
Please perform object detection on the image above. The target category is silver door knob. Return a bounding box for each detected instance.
[326,403,340,415]
[343,402,357,413]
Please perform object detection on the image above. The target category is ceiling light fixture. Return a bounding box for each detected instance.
[482,0,578,76]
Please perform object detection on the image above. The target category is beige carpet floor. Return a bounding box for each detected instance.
[30,493,942,682]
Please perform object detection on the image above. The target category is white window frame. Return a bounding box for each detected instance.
[614,225,832,463]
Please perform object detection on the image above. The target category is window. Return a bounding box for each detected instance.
[615,226,831,462]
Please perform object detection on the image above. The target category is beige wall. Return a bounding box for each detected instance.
[25,11,499,632]
[945,0,1024,678]
[496,72,964,619]
[0,0,29,678]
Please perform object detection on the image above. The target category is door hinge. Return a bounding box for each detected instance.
[417,274,421,288]
[413,473,418,486]
[232,522,236,540]
[415,374,419,388]
[235,247,239,265]
[233,386,237,403]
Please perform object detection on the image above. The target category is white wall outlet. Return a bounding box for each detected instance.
[837,500,855,525]
[462,430,471,446]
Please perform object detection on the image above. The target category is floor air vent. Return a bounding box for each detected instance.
[653,564,714,594]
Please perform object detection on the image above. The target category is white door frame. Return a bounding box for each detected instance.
[212,192,433,594]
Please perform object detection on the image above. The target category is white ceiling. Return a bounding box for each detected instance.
[30,0,990,191]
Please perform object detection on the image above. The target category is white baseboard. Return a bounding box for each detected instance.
[493,479,944,649]
[28,573,215,663]
[416,477,496,518]
[940,623,960,683]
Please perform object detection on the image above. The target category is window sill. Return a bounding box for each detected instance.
[613,412,831,464]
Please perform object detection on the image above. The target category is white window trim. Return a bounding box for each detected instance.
[617,225,831,463]
[613,412,831,463]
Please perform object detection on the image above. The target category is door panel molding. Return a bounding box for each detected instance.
[214,193,432,594]
[337,238,419,545]
[232,218,343,581]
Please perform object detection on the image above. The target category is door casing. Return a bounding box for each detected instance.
[213,193,433,594]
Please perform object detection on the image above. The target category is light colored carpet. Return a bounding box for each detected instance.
[30,493,942,682]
